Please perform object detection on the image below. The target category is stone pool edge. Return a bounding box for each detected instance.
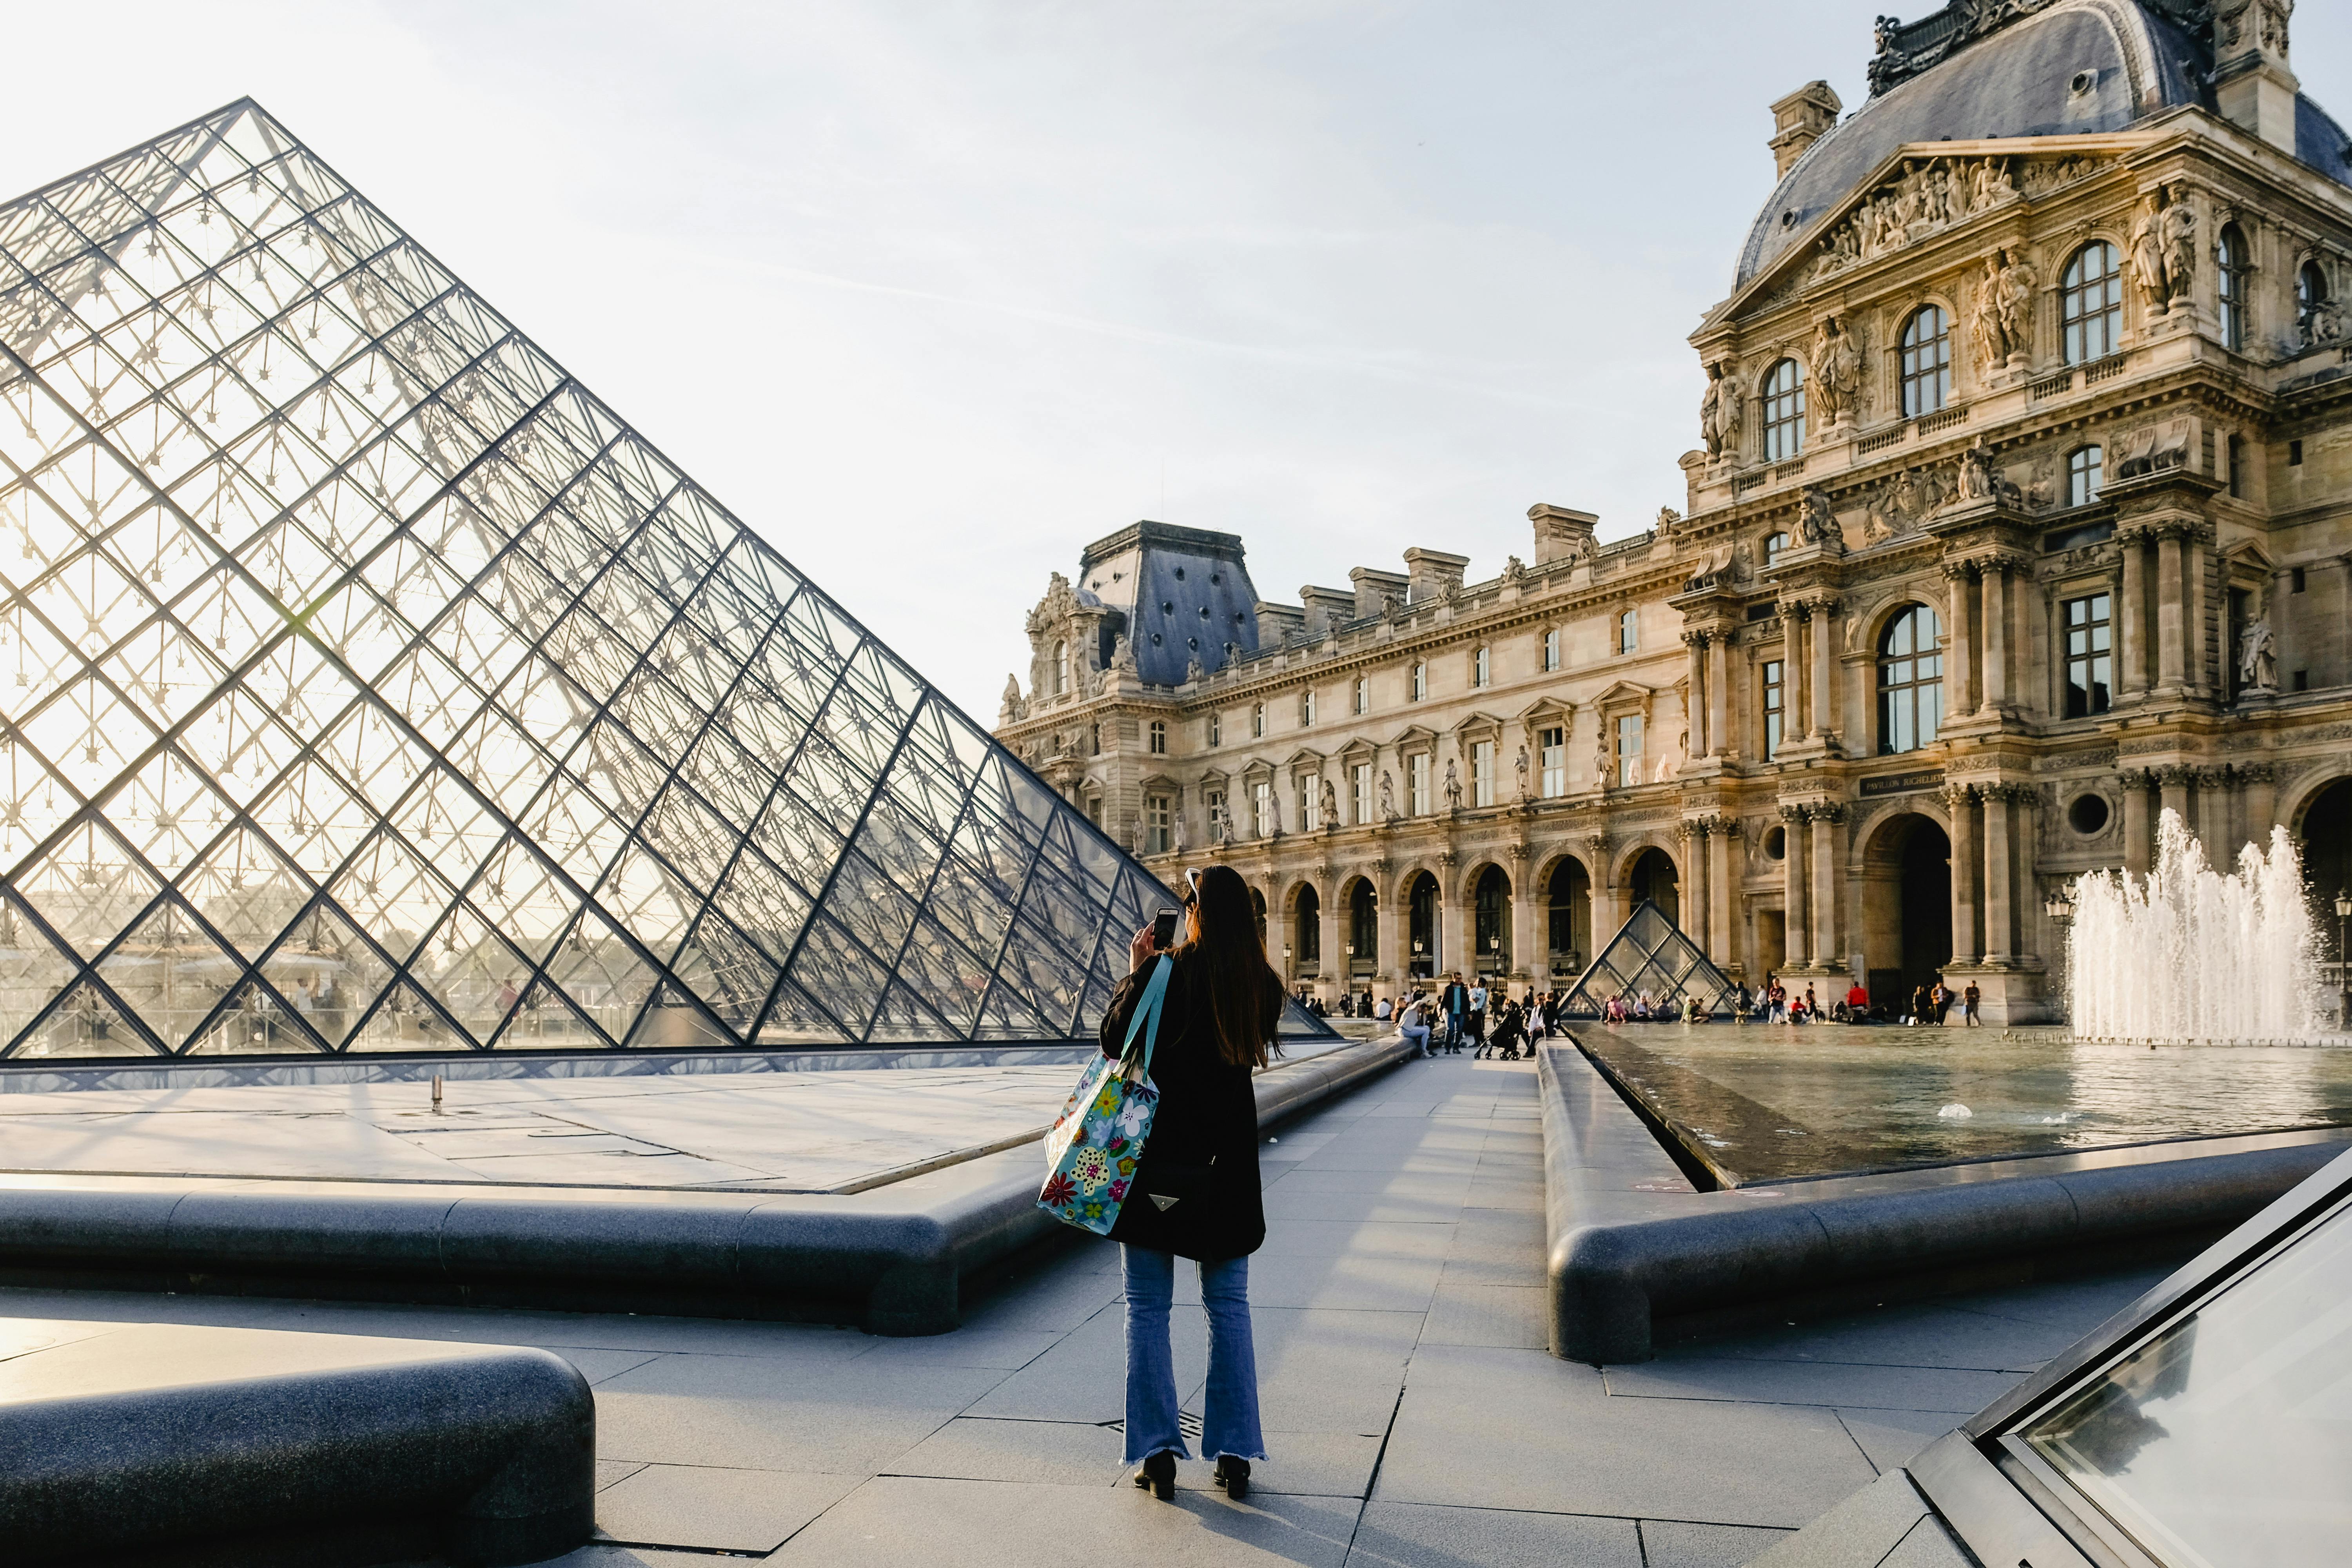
[0,1034,1413,1337]
[1537,1040,2352,1363]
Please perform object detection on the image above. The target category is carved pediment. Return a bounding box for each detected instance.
[1806,150,2114,283]
[1389,723,1440,750]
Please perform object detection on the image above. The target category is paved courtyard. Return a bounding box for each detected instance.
[0,1049,2167,1566]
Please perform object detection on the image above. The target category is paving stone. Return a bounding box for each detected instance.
[540,1346,660,1385]
[1602,1356,2017,1415]
[593,1356,1009,1473]
[1344,1501,1643,1566]
[592,1461,646,1492]
[1836,1409,1956,1474]
[1419,1282,1548,1349]
[1638,1518,1794,1567]
[1746,1470,1932,1568]
[1708,1300,2088,1371]
[764,1475,1359,1566]
[881,1415,1126,1486]
[593,1463,860,1552]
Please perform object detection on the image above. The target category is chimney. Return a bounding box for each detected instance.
[1298,585,1356,635]
[2214,3,2299,154]
[1401,548,1470,604]
[1528,503,1599,566]
[1768,81,1842,178]
[1348,566,1410,619]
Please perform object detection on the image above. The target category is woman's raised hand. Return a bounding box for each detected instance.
[1129,921,1158,972]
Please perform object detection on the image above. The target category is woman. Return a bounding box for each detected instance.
[1100,864,1281,1504]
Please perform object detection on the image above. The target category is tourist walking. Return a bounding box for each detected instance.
[1441,972,1468,1053]
[1466,979,1488,1053]
[1101,864,1278,1503]
[1962,980,1981,1026]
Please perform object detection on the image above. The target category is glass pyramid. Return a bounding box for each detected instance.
[0,99,1243,1061]
[1555,900,1740,1020]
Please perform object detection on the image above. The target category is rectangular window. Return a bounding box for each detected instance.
[2063,593,2112,718]
[2227,587,2250,702]
[1086,797,1102,827]
[1207,711,1221,747]
[1408,752,1430,816]
[1298,778,1318,832]
[1762,659,1784,760]
[1539,725,1566,798]
[1145,793,1171,855]
[2290,439,2304,466]
[1410,662,1426,701]
[1206,790,1226,840]
[1352,762,1372,824]
[1618,610,1638,655]
[1300,689,1316,726]
[1148,720,1166,755]
[1253,780,1273,837]
[1542,628,1561,671]
[1615,714,1644,788]
[2293,567,2307,593]
[1472,740,1495,807]
[1252,703,1265,737]
[1352,675,1368,715]
[1473,647,1491,687]
[2228,433,2245,499]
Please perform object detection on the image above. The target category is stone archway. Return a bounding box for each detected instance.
[1472,864,1511,980]
[1342,875,1378,987]
[1289,882,1322,982]
[1628,847,1679,927]
[2298,777,2352,975]
[1404,869,1441,980]
[1861,811,1952,1009]
[1544,856,1592,977]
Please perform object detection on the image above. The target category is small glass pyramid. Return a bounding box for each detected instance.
[0,100,1300,1060]
[1555,900,1739,1020]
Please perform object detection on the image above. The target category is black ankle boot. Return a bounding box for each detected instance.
[1132,1451,1175,1500]
[1214,1455,1250,1500]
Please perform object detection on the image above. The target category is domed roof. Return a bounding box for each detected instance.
[1735,0,2352,288]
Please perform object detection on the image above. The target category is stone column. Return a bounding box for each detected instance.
[1809,596,1840,740]
[1780,804,1810,967]
[1708,636,1731,759]
[2121,768,2155,880]
[1708,820,1736,971]
[2185,523,2213,698]
[1984,785,2016,963]
[2156,766,2193,851]
[1810,802,1843,972]
[1782,605,1808,744]
[2243,764,2279,856]
[1318,886,1343,999]
[1944,784,1980,965]
[1980,561,2010,714]
[1509,856,1537,984]
[1448,875,1475,982]
[1375,873,1399,989]
[1586,837,1619,950]
[1680,822,1710,953]
[2197,767,2232,863]
[2156,526,2188,692]
[1682,632,1709,757]
[1944,563,1978,717]
[2119,528,2150,698]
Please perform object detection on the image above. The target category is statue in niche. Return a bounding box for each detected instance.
[1955,438,1997,501]
[1378,769,1397,821]
[1595,736,1614,789]
[2128,192,2170,310]
[2159,184,2198,304]
[1699,359,1742,461]
[1319,777,1339,829]
[1797,487,1846,554]
[1995,248,2037,359]
[2239,614,2278,693]
[1443,759,1464,811]
[1811,316,1864,428]
[1515,745,1531,800]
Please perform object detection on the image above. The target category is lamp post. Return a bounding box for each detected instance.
[2044,884,2076,1030]
[2335,889,2352,1030]
[1488,933,1501,980]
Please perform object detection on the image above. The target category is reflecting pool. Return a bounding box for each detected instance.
[1570,1023,2352,1186]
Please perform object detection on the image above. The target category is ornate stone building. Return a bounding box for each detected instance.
[996,0,2352,1023]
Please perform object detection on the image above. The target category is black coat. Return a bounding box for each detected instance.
[1097,953,1274,1261]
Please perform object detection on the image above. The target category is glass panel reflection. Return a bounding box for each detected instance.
[2021,1196,2352,1565]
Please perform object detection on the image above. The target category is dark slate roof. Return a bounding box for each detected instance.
[1077,521,1262,687]
[1736,0,2352,288]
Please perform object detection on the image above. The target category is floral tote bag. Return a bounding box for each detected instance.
[1037,955,1171,1236]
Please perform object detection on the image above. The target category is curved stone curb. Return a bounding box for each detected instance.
[0,1034,1413,1338]
[1538,1042,2352,1363]
[0,1323,592,1566]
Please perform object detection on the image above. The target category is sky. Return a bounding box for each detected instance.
[7,1,2350,724]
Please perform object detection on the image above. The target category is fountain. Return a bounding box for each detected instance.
[2068,809,2326,1043]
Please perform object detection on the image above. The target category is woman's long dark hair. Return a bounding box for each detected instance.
[1176,865,1283,1069]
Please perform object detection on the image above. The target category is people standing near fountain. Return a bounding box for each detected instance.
[1102,863,1277,1504]
[1804,985,1820,1023]
[1440,973,1468,1053]
[1962,981,1982,1026]
[1907,983,1928,1026]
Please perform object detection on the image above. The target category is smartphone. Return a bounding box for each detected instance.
[1151,907,1180,951]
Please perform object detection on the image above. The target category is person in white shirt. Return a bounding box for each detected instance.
[1397,995,1431,1056]
[1466,981,1488,1053]
[1374,997,1393,1022]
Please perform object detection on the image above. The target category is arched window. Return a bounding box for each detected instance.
[2062,242,2123,364]
[1300,688,1316,726]
[2067,444,2103,508]
[1764,530,1789,566]
[1207,710,1221,747]
[1472,646,1491,688]
[1762,358,1806,461]
[1541,628,1560,671]
[1352,674,1368,714]
[2217,224,2248,352]
[1900,305,1951,416]
[1877,604,1944,755]
[1251,702,1265,738]
[2299,259,2330,339]
[1410,661,1426,701]
[1051,639,1068,696]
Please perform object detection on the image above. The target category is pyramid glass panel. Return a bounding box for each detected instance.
[0,102,1338,1059]
[1556,901,1741,1020]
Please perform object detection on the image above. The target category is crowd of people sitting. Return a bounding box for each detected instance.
[1300,970,1982,1042]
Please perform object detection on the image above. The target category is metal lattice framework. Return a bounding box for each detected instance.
[1556,900,1740,1020]
[0,99,1240,1062]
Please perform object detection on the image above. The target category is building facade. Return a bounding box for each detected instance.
[996,0,2352,1023]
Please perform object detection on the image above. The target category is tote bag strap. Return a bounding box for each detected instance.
[1118,955,1173,1083]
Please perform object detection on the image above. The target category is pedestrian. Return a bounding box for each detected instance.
[1442,971,1469,1053]
[1962,980,1982,1026]
[1908,983,1928,1026]
[1466,978,1488,1054]
[1103,864,1278,1504]
[1804,985,1819,1023]
[1930,979,1951,1025]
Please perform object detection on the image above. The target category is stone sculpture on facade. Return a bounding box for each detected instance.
[1797,487,1847,554]
[1378,769,1397,821]
[1811,154,2018,274]
[1811,314,1864,427]
[1515,745,1531,800]
[1700,360,1742,461]
[1443,759,1464,811]
[1956,438,1996,501]
[2239,613,2279,693]
[1319,777,1339,829]
[998,674,1027,725]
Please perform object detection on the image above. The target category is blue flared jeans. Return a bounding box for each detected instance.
[1121,1245,1267,1466]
